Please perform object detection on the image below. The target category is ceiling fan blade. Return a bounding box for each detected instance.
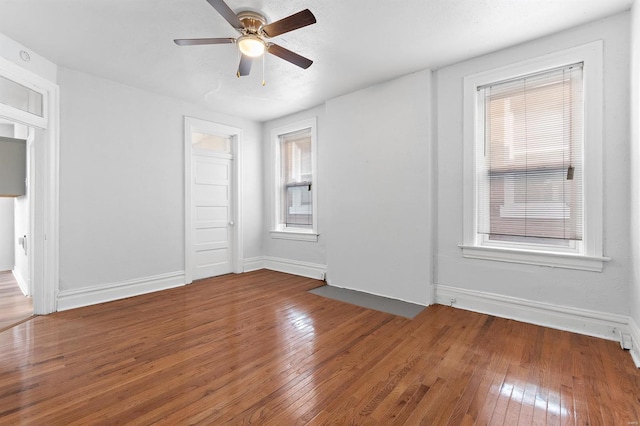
[206,0,242,29]
[262,9,316,38]
[174,38,235,46]
[237,54,253,77]
[267,44,313,69]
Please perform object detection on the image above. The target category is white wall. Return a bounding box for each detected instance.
[0,198,14,271]
[435,14,630,325]
[629,1,640,364]
[261,105,327,269]
[324,70,433,305]
[57,67,262,297]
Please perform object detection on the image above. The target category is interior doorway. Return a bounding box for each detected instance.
[0,122,33,329]
[184,117,243,283]
[0,53,59,315]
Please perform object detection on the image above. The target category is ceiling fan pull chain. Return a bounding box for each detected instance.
[236,47,240,78]
[262,54,266,86]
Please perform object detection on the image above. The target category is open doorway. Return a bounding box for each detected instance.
[0,53,59,316]
[0,121,32,330]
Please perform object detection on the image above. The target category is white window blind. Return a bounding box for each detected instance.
[280,129,312,228]
[477,64,583,241]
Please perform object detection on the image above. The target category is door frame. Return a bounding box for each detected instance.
[0,55,59,314]
[184,116,243,283]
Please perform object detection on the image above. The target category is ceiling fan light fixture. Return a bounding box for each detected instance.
[174,1,316,76]
[237,35,266,58]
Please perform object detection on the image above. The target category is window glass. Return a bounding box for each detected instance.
[0,75,43,117]
[477,64,583,245]
[280,129,312,229]
[191,132,231,153]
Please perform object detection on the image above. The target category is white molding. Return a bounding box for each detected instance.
[243,256,265,272]
[263,256,325,280]
[459,245,610,272]
[0,265,13,272]
[630,316,640,368]
[435,284,628,341]
[56,271,185,311]
[12,267,29,296]
[269,230,319,242]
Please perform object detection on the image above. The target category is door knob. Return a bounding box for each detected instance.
[229,221,235,226]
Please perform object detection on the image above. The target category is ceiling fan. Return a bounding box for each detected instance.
[174,0,316,78]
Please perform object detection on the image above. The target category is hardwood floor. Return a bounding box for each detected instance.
[0,270,638,425]
[0,270,32,332]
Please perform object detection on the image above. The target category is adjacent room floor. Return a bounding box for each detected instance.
[0,270,32,332]
[0,270,638,424]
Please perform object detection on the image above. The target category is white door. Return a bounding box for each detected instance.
[192,148,234,280]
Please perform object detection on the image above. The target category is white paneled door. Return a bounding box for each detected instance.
[192,150,234,280]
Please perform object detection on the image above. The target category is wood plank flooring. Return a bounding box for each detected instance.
[0,269,638,425]
[0,270,32,332]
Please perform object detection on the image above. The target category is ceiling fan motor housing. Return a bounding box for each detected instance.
[237,11,267,36]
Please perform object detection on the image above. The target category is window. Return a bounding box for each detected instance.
[462,41,608,271]
[479,64,583,247]
[281,130,312,228]
[271,118,318,241]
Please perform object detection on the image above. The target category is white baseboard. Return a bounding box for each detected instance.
[263,256,325,280]
[435,285,629,342]
[243,256,265,272]
[57,271,186,311]
[12,268,29,296]
[0,264,13,272]
[629,316,640,368]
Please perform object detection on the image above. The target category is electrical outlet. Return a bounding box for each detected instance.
[619,331,633,350]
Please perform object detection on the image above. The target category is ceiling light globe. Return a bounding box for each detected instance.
[238,36,265,58]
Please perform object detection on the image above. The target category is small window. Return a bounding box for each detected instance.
[280,130,313,229]
[271,118,318,241]
[191,132,231,153]
[0,74,43,117]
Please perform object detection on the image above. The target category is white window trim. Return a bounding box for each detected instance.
[270,117,318,242]
[461,41,610,271]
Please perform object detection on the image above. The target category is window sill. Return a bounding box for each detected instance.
[459,244,610,272]
[270,230,319,242]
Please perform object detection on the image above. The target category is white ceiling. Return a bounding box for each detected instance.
[0,0,633,122]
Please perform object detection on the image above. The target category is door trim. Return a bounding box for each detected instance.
[0,54,59,315]
[184,117,243,284]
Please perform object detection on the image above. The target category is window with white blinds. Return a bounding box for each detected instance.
[280,129,313,229]
[477,64,584,245]
[462,42,607,270]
